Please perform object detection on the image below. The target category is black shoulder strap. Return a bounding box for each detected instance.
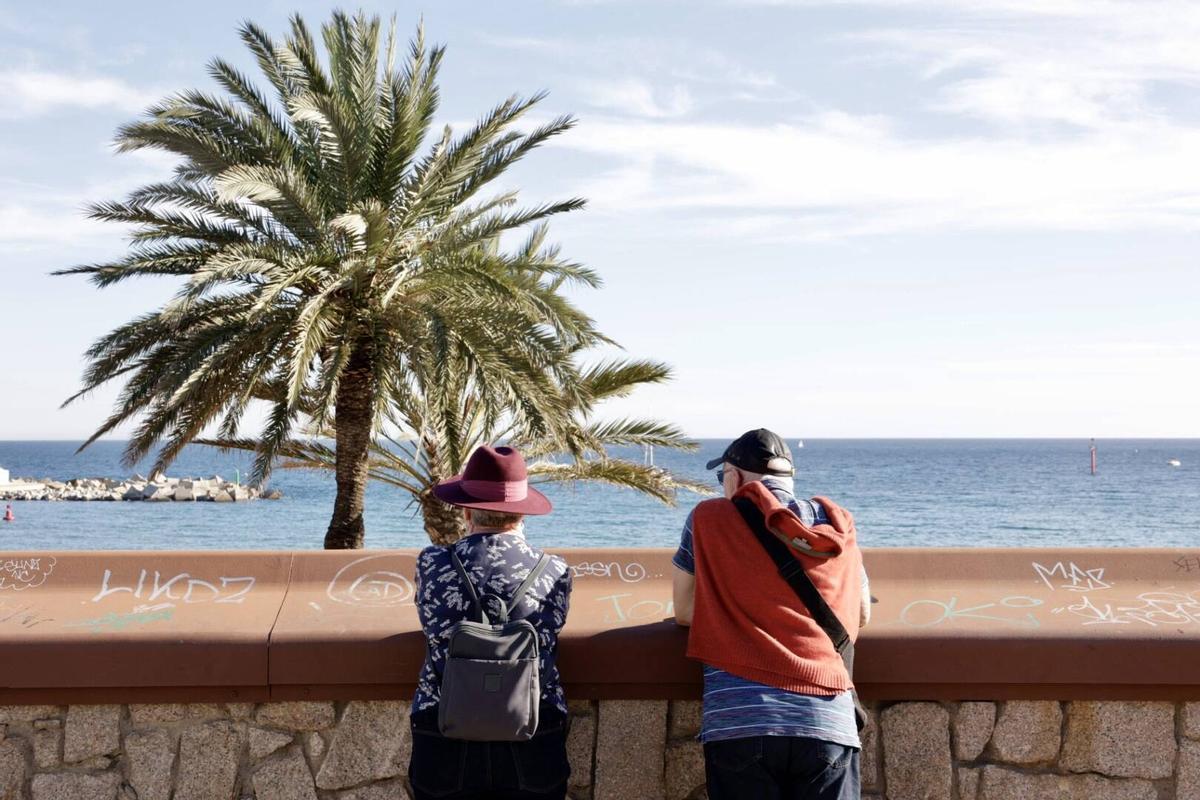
[732,497,854,672]
[449,548,487,623]
[450,549,551,624]
[506,554,552,616]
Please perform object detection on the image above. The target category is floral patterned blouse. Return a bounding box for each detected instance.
[413,530,572,715]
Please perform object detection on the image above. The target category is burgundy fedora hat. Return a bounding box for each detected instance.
[432,445,552,515]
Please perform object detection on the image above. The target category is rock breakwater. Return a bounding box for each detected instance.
[0,475,282,502]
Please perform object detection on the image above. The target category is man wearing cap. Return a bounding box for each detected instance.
[408,445,573,800]
[673,429,870,800]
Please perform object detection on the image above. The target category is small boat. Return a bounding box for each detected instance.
[796,440,804,449]
[1168,459,1182,467]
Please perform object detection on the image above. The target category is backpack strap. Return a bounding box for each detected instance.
[506,554,552,616]
[448,548,489,624]
[449,549,552,624]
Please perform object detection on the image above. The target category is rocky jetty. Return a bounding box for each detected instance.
[0,474,282,502]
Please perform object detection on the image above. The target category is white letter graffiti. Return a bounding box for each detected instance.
[1052,590,1200,626]
[0,557,57,591]
[1032,561,1111,593]
[327,555,414,607]
[91,569,255,606]
[570,561,650,583]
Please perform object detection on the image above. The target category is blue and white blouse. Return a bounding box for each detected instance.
[413,530,572,716]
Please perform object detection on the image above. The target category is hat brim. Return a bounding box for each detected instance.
[705,455,727,470]
[432,476,552,515]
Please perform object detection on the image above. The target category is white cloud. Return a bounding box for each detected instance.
[555,110,1200,239]
[0,151,179,252]
[582,78,694,118]
[527,1,1200,239]
[480,32,786,113]
[0,201,108,249]
[804,1,1200,131]
[0,70,154,118]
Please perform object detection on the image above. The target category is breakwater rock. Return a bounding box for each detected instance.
[0,475,282,502]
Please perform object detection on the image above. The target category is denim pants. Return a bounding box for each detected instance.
[408,708,570,800]
[704,735,860,800]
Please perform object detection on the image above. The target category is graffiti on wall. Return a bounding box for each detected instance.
[0,556,56,591]
[326,555,415,608]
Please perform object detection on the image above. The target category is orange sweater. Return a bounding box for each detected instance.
[686,481,863,694]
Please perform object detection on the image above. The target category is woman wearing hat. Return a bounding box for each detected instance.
[408,445,573,800]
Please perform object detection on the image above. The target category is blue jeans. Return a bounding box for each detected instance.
[408,708,569,800]
[704,736,860,800]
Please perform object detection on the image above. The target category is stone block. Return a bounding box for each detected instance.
[30,772,120,800]
[881,702,951,800]
[1179,739,1200,800]
[31,719,61,769]
[226,703,255,720]
[316,701,410,790]
[664,738,704,800]
[256,702,336,732]
[566,706,596,794]
[0,706,58,724]
[129,704,187,726]
[958,766,981,800]
[1061,701,1175,779]
[185,703,226,720]
[974,765,1155,800]
[250,727,295,761]
[952,702,995,761]
[861,705,880,790]
[594,699,667,800]
[333,779,412,799]
[989,701,1061,765]
[252,749,318,800]
[668,701,702,740]
[63,705,121,763]
[0,737,30,800]
[301,731,326,769]
[1185,703,1200,741]
[175,720,243,800]
[125,729,176,800]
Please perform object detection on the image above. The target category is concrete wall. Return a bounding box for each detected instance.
[3,698,1200,799]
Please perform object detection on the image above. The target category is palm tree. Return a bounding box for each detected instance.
[203,322,711,544]
[57,12,624,548]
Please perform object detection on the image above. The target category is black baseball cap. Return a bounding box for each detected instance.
[706,428,794,475]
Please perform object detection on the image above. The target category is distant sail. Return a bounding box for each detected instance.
[796,440,804,448]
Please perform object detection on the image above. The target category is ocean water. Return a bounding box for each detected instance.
[0,439,1197,551]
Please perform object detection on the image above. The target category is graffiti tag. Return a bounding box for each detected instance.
[0,557,56,591]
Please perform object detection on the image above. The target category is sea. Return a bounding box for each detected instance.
[0,439,1196,551]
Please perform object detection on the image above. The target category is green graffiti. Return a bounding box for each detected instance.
[65,608,174,633]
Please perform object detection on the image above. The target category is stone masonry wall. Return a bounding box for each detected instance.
[2,699,1200,799]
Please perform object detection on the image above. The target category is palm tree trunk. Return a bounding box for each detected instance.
[419,490,466,545]
[324,339,376,549]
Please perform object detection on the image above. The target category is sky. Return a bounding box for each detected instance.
[1,0,1198,440]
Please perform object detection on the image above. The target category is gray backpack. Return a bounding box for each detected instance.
[438,550,551,741]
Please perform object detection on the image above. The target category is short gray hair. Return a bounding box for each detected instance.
[469,509,525,530]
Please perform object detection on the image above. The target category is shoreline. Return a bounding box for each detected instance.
[0,475,281,503]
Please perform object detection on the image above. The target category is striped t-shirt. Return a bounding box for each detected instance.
[673,476,865,747]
